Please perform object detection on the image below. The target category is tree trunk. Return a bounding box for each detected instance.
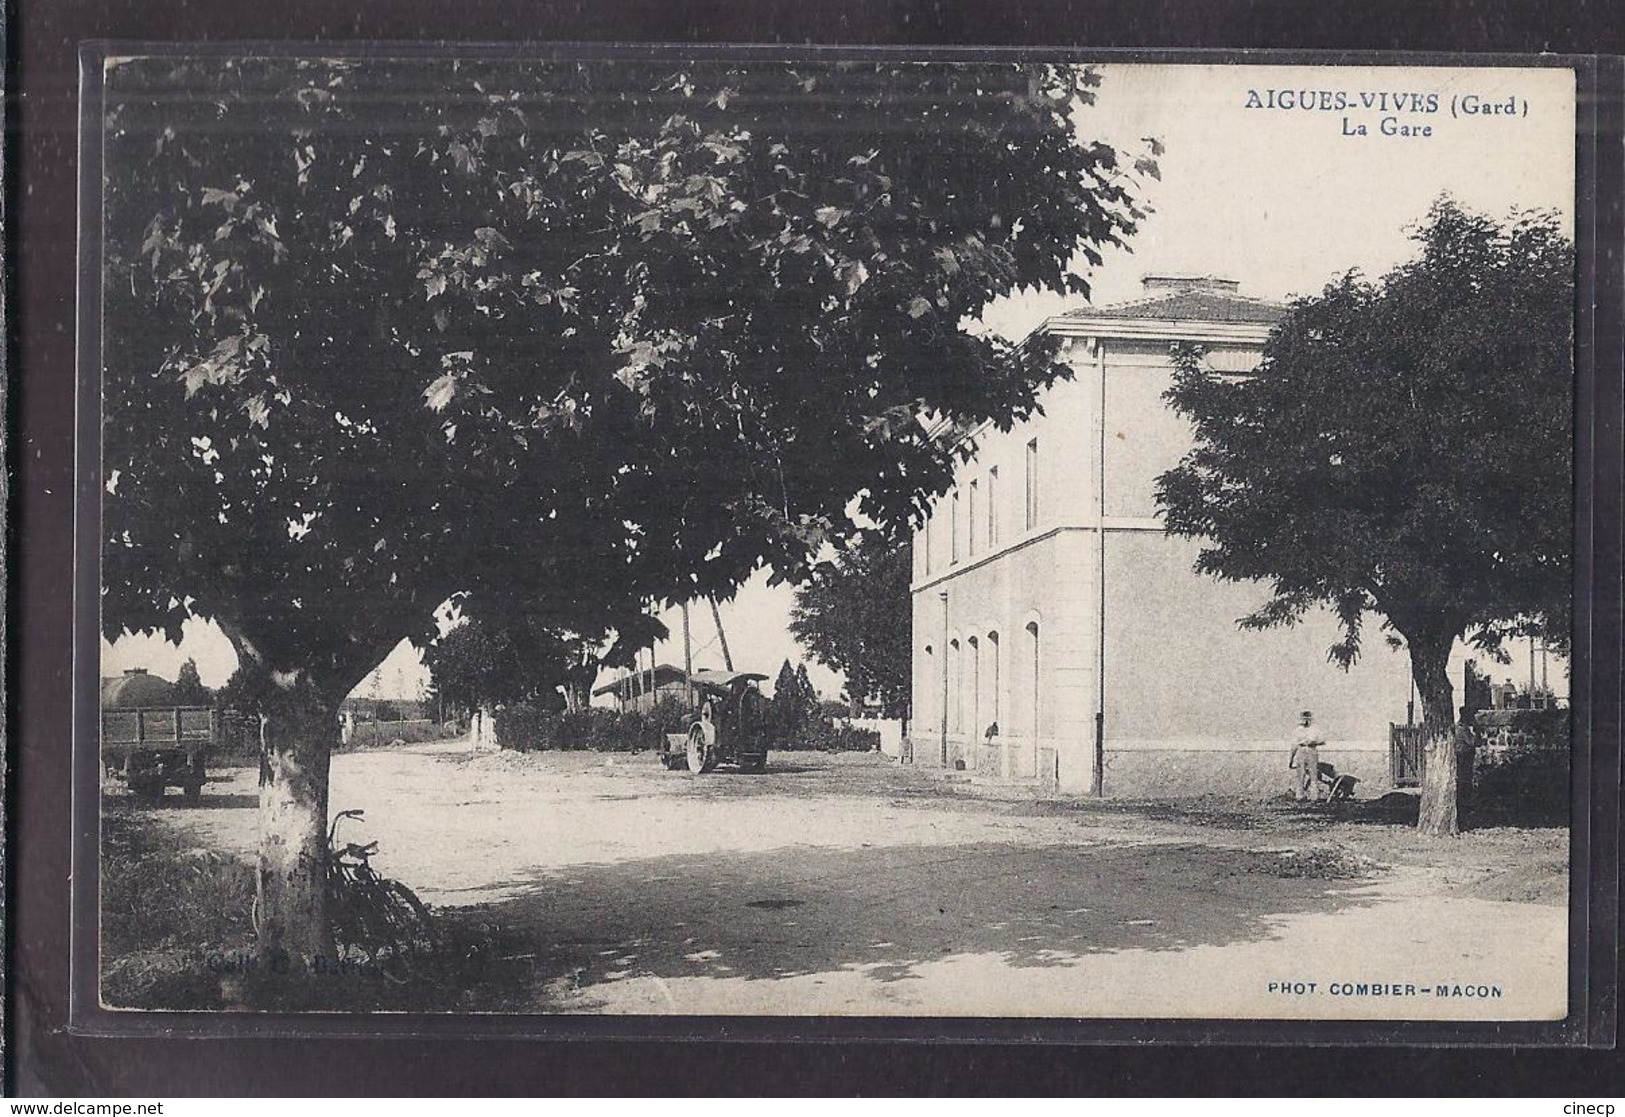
[255,676,339,971]
[473,703,498,751]
[562,661,594,714]
[1411,638,1465,837]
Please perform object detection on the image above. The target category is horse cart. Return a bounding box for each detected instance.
[661,669,771,774]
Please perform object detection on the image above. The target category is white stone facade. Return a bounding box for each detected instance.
[906,278,1414,797]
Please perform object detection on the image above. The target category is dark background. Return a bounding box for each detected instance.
[8,0,1623,1097]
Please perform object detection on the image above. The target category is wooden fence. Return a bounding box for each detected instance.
[1389,724,1427,788]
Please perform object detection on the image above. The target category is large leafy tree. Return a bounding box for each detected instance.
[425,608,634,717]
[790,531,913,717]
[102,54,1148,966]
[1156,200,1572,837]
[422,619,539,719]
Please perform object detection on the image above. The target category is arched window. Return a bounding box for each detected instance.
[967,636,981,740]
[1025,621,1040,740]
[921,644,934,723]
[948,639,961,732]
[987,631,1001,730]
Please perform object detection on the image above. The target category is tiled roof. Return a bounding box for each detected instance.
[1064,289,1286,326]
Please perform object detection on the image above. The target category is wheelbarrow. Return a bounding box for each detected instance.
[1316,760,1360,802]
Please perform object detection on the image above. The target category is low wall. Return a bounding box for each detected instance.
[905,733,1391,800]
[1100,743,1390,800]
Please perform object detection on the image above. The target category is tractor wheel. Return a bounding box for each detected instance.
[685,725,715,774]
[184,755,207,802]
[128,777,165,805]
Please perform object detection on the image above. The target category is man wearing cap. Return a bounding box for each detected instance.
[1289,710,1325,802]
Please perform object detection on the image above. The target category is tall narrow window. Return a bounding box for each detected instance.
[1026,620,1040,743]
[988,631,1001,729]
[987,466,999,548]
[949,639,961,732]
[1025,438,1039,530]
[951,491,961,564]
[968,480,979,556]
[922,645,934,724]
[922,515,932,575]
[967,636,981,740]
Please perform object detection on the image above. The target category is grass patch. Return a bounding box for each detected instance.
[100,804,257,1008]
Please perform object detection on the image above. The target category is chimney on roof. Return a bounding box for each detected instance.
[1141,275,1241,296]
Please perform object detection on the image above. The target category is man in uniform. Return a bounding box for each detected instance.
[1289,709,1325,802]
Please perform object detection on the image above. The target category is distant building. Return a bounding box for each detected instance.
[593,664,691,714]
[906,277,1411,796]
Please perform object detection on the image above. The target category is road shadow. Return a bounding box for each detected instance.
[1047,793,1360,835]
[419,838,1381,1011]
[1339,792,1421,827]
[184,791,260,810]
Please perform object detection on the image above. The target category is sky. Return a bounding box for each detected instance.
[101,62,1577,702]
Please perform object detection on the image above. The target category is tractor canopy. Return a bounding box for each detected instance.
[687,669,769,694]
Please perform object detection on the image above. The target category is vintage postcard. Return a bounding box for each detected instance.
[88,52,1578,1023]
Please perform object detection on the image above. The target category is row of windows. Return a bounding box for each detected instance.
[921,620,1040,740]
[922,438,1039,575]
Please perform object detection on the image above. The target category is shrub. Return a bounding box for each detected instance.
[1471,741,1569,826]
[797,718,880,753]
[491,695,883,754]
[646,697,693,734]
[1463,708,1568,826]
[494,702,664,752]
[493,702,551,752]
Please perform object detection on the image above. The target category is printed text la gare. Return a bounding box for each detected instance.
[1245,88,1439,138]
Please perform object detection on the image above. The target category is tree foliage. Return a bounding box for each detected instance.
[172,658,211,706]
[789,531,912,716]
[102,56,1149,698]
[423,613,591,715]
[1158,200,1571,672]
[1156,199,1572,834]
[770,658,819,744]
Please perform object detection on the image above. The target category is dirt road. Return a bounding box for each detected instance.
[148,743,1567,1019]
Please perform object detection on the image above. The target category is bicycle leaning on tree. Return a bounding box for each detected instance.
[324,807,438,982]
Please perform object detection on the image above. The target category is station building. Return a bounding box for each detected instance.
[905,276,1413,796]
